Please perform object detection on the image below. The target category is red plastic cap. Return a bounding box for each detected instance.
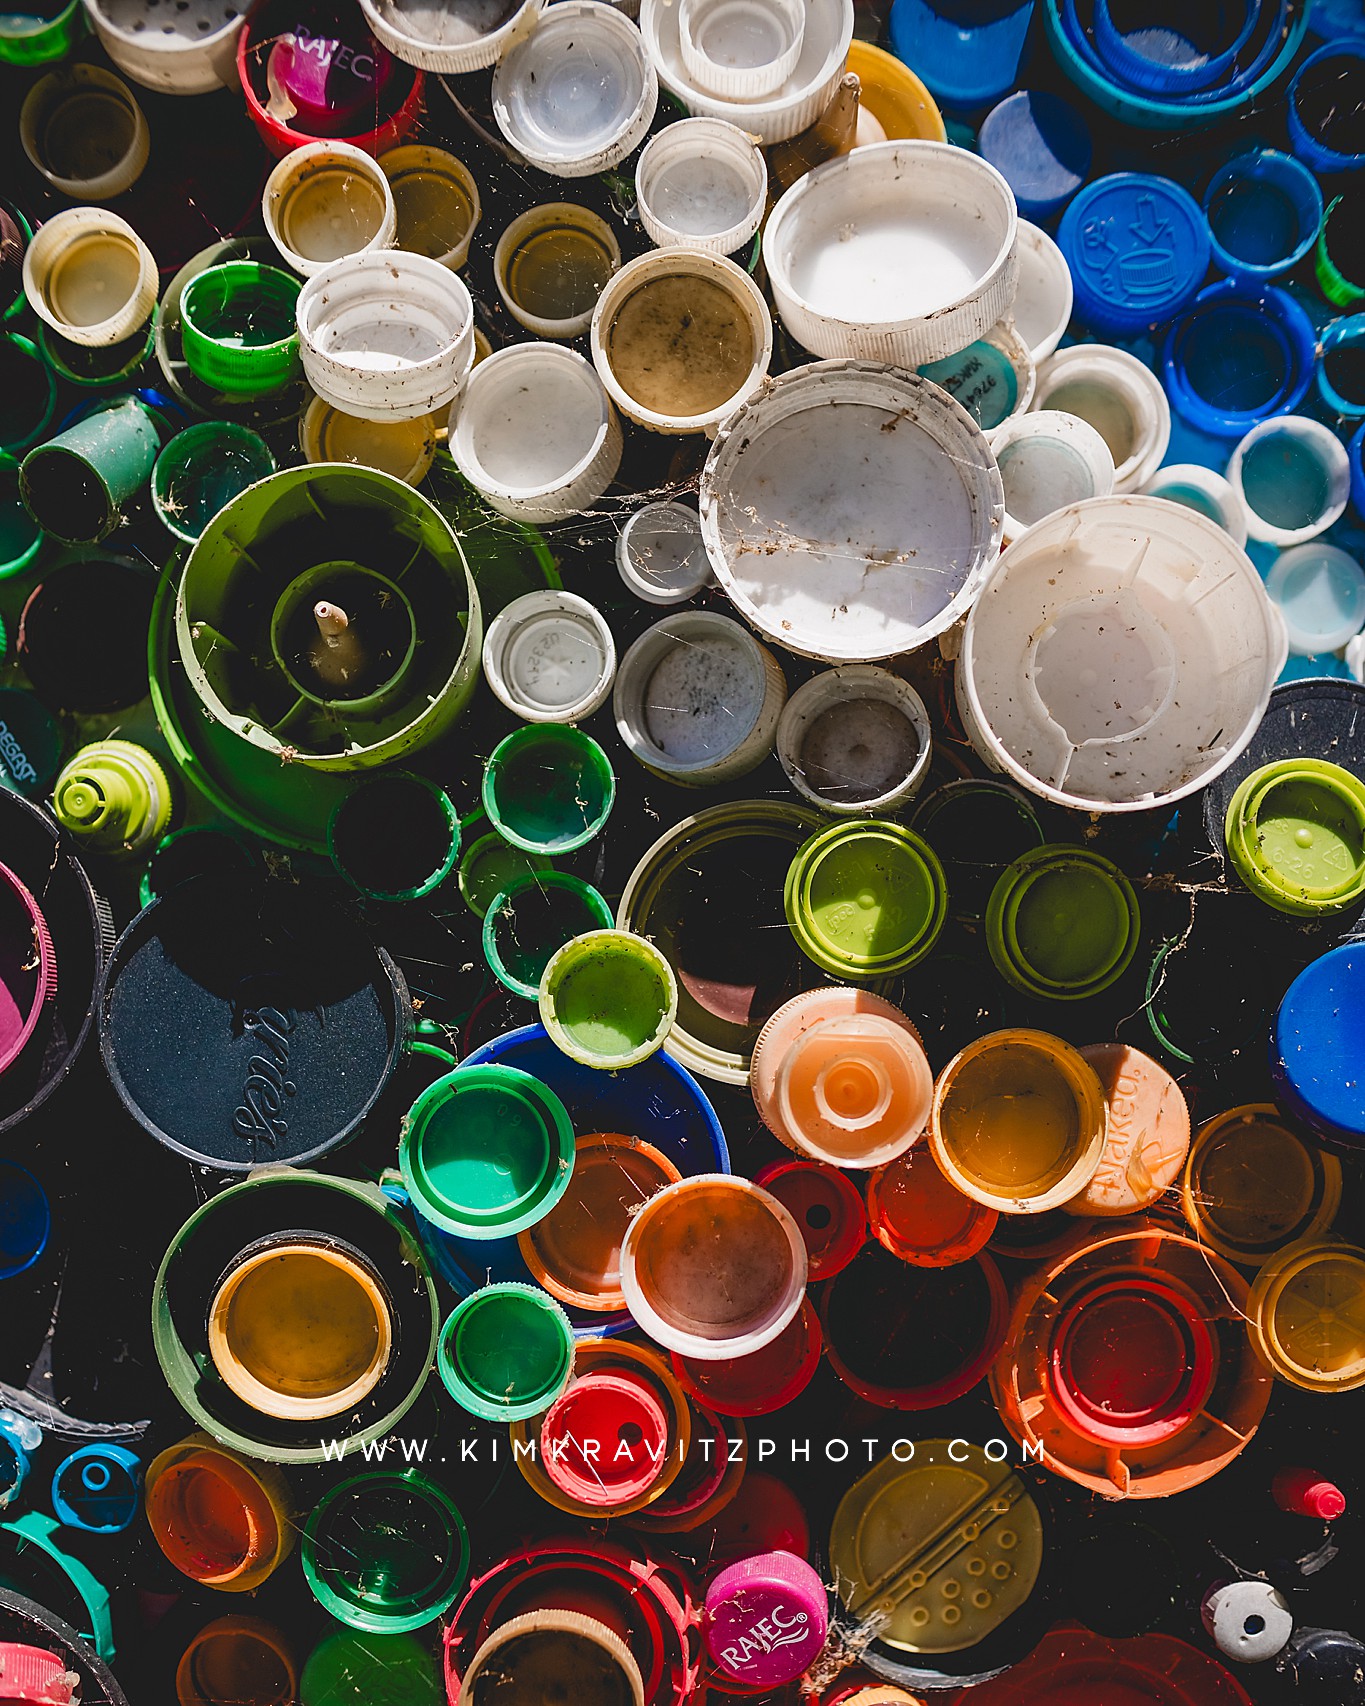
[752,1160,866,1280]
[1272,1467,1348,1520]
[0,1644,75,1703]
[866,1141,997,1268]
[266,22,396,136]
[540,1372,670,1508]
[673,1301,822,1418]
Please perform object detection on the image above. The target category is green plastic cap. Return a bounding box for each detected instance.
[1225,759,1365,916]
[301,1469,470,1634]
[0,453,43,580]
[783,819,948,978]
[482,724,616,855]
[327,770,461,902]
[483,870,614,1000]
[399,1062,575,1239]
[0,0,84,65]
[457,829,554,917]
[52,738,173,855]
[437,1282,575,1423]
[179,262,302,399]
[1317,198,1365,310]
[538,928,679,1071]
[986,844,1140,1000]
[300,1629,441,1706]
[151,421,276,546]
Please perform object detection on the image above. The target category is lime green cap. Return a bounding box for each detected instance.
[301,1629,441,1706]
[1317,198,1365,310]
[437,1282,575,1423]
[457,829,554,917]
[1225,759,1365,916]
[0,0,84,65]
[783,819,948,978]
[538,929,678,1071]
[986,844,1141,1000]
[399,1062,575,1239]
[301,1469,470,1634]
[52,738,173,856]
[180,263,301,399]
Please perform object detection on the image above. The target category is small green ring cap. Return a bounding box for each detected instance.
[327,770,461,903]
[1225,759,1365,916]
[986,844,1141,1000]
[483,869,614,1000]
[301,1468,470,1634]
[437,1282,575,1422]
[152,422,276,546]
[783,819,948,978]
[1318,197,1365,311]
[179,262,302,398]
[0,0,84,65]
[399,1062,575,1239]
[457,830,554,917]
[539,928,678,1071]
[482,724,616,855]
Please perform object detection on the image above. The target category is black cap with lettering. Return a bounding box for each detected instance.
[0,690,61,799]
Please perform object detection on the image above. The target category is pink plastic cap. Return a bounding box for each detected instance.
[704,1551,828,1687]
[267,21,396,135]
[1272,1467,1347,1520]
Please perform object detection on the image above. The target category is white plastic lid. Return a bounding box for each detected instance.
[493,1,658,178]
[20,66,150,201]
[359,0,544,76]
[494,203,621,340]
[990,409,1114,541]
[449,341,622,522]
[21,207,159,349]
[1012,220,1074,365]
[678,0,804,101]
[482,589,617,723]
[700,360,1004,663]
[616,502,712,604]
[635,118,767,255]
[1227,416,1351,549]
[1201,1581,1293,1665]
[85,0,245,95]
[1032,344,1170,494]
[1140,463,1248,549]
[1266,542,1365,655]
[264,142,397,278]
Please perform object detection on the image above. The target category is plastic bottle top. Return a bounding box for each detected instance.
[482,724,616,855]
[457,834,553,919]
[1272,1467,1347,1521]
[784,820,948,980]
[867,1140,998,1267]
[678,0,804,102]
[1275,944,1365,1144]
[616,503,711,605]
[828,1441,1043,1654]
[457,1612,645,1706]
[482,589,615,724]
[437,1283,576,1422]
[540,1373,671,1506]
[1289,43,1365,173]
[773,1013,933,1167]
[1225,759,1365,916]
[986,845,1141,998]
[1201,1579,1293,1664]
[301,1628,440,1706]
[327,771,460,902]
[1204,149,1323,282]
[1279,1628,1365,1705]
[1062,1043,1189,1217]
[753,1159,867,1280]
[1229,416,1350,548]
[266,21,396,136]
[1318,193,1365,309]
[978,89,1091,220]
[1162,281,1316,439]
[887,0,1034,112]
[539,929,677,1073]
[1267,546,1365,656]
[50,1446,140,1533]
[379,146,480,269]
[962,1625,1258,1705]
[176,1617,297,1706]
[704,1551,828,1686]
[673,1296,822,1418]
[1058,173,1210,336]
[1248,1240,1365,1393]
[51,740,171,857]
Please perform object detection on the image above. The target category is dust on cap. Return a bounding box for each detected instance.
[704,1550,828,1687]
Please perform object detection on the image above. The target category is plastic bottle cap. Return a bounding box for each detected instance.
[917,323,1035,436]
[678,0,804,101]
[327,771,460,902]
[0,691,59,800]
[20,207,158,350]
[484,872,614,1002]
[539,929,677,1072]
[1248,1240,1365,1393]
[493,204,621,341]
[704,1552,828,1686]
[176,1617,297,1706]
[991,409,1115,540]
[152,422,276,546]
[867,1141,997,1267]
[620,1174,808,1363]
[456,1611,645,1706]
[1142,463,1247,547]
[520,1132,680,1311]
[265,21,396,136]
[400,1062,574,1240]
[50,1446,140,1534]
[457,833,553,919]
[1226,759,1365,915]
[886,0,1033,111]
[52,739,171,857]
[437,1282,576,1422]
[540,1373,672,1506]
[829,1442,1043,1654]
[784,820,948,979]
[492,1,657,176]
[987,844,1141,998]
[1272,1468,1347,1521]
[19,65,150,200]
[1318,193,1365,310]
[208,1238,394,1422]
[616,503,711,605]
[634,119,767,256]
[1204,149,1324,283]
[179,262,301,399]
[0,1643,73,1702]
[1229,416,1350,549]
[1013,220,1074,365]
[483,590,616,724]
[302,1471,469,1633]
[752,1159,866,1281]
[1201,1580,1293,1664]
[0,862,55,1083]
[1280,1628,1365,1703]
[773,1014,934,1168]
[1064,1043,1189,1218]
[1275,944,1365,1145]
[301,1629,440,1706]
[299,396,437,486]
[1289,43,1365,174]
[931,1029,1108,1214]
[1058,173,1209,337]
[144,1436,292,1590]
[21,397,162,547]
[263,141,397,279]
[1032,344,1170,492]
[963,1626,1262,1705]
[0,1160,50,1279]
[978,90,1091,221]
[483,724,616,856]
[1162,281,1316,440]
[674,1298,822,1417]
[379,146,481,269]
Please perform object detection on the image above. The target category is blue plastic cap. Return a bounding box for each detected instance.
[50,1446,142,1534]
[0,1160,50,1279]
[1351,420,1365,519]
[1309,0,1365,41]
[1058,173,1210,336]
[1204,149,1324,285]
[1319,315,1365,418]
[887,0,1036,112]
[1289,44,1365,174]
[1092,0,1259,95]
[1162,279,1316,439]
[978,90,1092,220]
[1274,943,1365,1145]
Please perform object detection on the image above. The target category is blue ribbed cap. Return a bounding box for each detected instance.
[1274,943,1365,1146]
[1058,172,1210,335]
[978,90,1092,220]
[887,0,1035,112]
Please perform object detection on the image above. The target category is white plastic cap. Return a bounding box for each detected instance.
[1140,463,1248,549]
[483,590,617,723]
[1032,344,1170,494]
[263,142,398,278]
[1227,416,1351,548]
[635,118,767,255]
[1201,1581,1293,1665]
[84,0,245,95]
[20,66,150,200]
[678,0,804,101]
[359,0,543,75]
[22,207,158,349]
[616,502,712,604]
[1013,220,1073,365]
[990,409,1115,541]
